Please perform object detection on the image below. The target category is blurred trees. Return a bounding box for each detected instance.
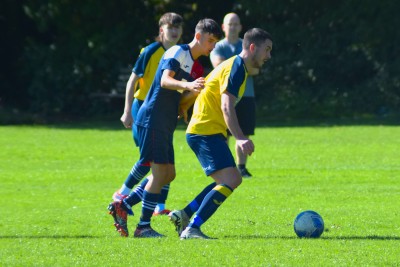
[238,0,400,120]
[1,0,399,122]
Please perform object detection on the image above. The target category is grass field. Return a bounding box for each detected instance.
[1,123,399,266]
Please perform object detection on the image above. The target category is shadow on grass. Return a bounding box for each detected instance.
[225,235,400,240]
[1,235,399,240]
[0,235,101,239]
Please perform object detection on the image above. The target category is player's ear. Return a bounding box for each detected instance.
[195,31,201,41]
[249,43,256,53]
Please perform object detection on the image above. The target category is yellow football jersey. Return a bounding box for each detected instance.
[133,42,165,101]
[187,55,248,137]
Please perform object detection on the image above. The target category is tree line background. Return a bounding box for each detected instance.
[1,0,399,124]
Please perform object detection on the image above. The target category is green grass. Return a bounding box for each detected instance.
[1,124,399,266]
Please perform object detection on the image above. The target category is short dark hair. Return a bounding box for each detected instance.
[159,12,183,27]
[195,18,223,40]
[243,28,273,49]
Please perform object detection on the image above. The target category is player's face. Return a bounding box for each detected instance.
[162,24,183,44]
[199,33,219,56]
[251,39,273,69]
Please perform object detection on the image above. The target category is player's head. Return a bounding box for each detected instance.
[194,18,223,56]
[195,18,223,39]
[222,13,242,38]
[157,12,183,45]
[243,28,273,69]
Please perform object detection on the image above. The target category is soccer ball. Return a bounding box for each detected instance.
[294,210,324,238]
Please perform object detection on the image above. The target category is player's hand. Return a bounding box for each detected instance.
[236,139,255,156]
[120,112,133,128]
[187,77,205,94]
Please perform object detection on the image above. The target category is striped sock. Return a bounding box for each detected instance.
[183,182,216,218]
[157,183,170,207]
[138,190,159,228]
[189,184,233,229]
[124,178,148,207]
[120,162,150,194]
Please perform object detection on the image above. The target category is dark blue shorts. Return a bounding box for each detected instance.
[131,98,144,147]
[137,126,174,165]
[186,133,236,176]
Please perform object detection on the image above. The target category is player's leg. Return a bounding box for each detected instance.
[134,163,175,238]
[183,182,216,218]
[180,134,240,239]
[113,98,150,200]
[235,97,255,178]
[131,98,143,146]
[168,182,216,236]
[123,173,151,209]
[126,175,171,216]
[153,183,171,215]
[181,168,241,239]
[113,161,150,200]
[134,127,175,238]
[107,125,152,237]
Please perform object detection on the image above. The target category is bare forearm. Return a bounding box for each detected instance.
[222,94,246,140]
[160,73,189,91]
[124,73,139,112]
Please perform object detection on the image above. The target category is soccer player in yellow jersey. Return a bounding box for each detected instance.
[169,28,273,239]
[211,13,256,178]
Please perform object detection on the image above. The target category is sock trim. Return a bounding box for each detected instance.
[214,184,232,197]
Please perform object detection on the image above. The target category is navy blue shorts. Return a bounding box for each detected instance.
[131,98,144,147]
[137,126,174,165]
[186,133,236,176]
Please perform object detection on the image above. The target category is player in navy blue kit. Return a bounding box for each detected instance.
[108,18,223,238]
[113,13,184,217]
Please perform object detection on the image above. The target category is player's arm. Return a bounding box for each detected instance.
[120,72,140,128]
[221,92,254,156]
[161,69,204,93]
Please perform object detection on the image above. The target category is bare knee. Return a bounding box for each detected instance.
[229,175,242,189]
[212,167,242,189]
[165,166,176,184]
[166,173,175,184]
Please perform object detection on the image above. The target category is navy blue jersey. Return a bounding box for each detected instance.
[135,44,196,134]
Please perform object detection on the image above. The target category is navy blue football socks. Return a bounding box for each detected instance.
[137,190,159,228]
[124,162,150,189]
[189,184,233,229]
[183,182,216,218]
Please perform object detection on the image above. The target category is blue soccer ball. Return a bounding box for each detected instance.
[294,210,324,238]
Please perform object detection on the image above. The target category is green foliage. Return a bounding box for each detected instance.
[16,0,156,117]
[237,0,400,119]
[1,125,400,265]
[2,0,400,121]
